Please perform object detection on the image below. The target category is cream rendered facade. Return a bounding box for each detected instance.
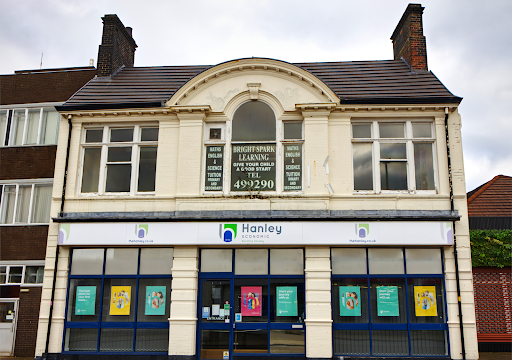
[35,58,477,359]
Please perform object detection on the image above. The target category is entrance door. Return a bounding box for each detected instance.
[0,299,19,356]
[199,280,232,360]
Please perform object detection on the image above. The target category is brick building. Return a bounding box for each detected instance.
[34,4,479,360]
[0,14,134,358]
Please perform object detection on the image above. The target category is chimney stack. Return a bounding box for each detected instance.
[97,15,137,77]
[391,4,428,72]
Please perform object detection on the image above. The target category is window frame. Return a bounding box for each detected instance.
[79,124,159,196]
[351,120,438,194]
[0,261,45,286]
[0,180,53,225]
[0,107,60,147]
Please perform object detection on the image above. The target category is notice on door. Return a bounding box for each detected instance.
[276,286,298,316]
[75,286,96,315]
[205,145,224,191]
[376,286,399,316]
[231,144,276,191]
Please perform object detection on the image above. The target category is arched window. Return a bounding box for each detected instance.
[232,101,276,141]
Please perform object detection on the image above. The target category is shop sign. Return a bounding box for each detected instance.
[145,286,166,316]
[205,145,224,191]
[241,286,262,316]
[283,144,302,191]
[110,286,131,315]
[414,286,437,316]
[231,144,276,191]
[276,286,298,316]
[75,286,96,315]
[59,221,453,246]
[339,286,361,316]
[376,286,399,317]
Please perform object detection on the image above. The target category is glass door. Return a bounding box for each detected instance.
[199,280,232,360]
[0,299,18,356]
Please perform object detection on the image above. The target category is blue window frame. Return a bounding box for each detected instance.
[331,247,450,358]
[63,247,173,355]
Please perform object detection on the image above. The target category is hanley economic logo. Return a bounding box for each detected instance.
[136,224,149,238]
[59,223,71,244]
[356,223,370,238]
[220,224,237,242]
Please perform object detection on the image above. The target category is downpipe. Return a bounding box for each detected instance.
[445,107,466,359]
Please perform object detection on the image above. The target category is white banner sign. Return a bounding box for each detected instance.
[59,221,453,246]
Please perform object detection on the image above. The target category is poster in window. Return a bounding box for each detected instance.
[231,144,276,191]
[205,145,224,191]
[276,286,298,316]
[241,286,262,316]
[283,144,302,191]
[75,286,96,315]
[339,286,361,316]
[414,286,437,316]
[110,286,131,315]
[376,286,399,316]
[145,286,166,315]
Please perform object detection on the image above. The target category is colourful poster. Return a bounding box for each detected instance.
[376,286,399,316]
[414,286,437,316]
[277,286,298,316]
[110,286,131,315]
[241,286,262,316]
[339,286,361,316]
[145,286,166,315]
[75,286,96,315]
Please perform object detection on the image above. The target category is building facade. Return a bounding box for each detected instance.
[35,4,479,360]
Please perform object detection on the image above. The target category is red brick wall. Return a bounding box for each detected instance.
[473,267,512,342]
[0,226,48,260]
[0,145,57,180]
[14,287,42,357]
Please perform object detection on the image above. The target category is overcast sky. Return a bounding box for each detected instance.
[1,0,510,192]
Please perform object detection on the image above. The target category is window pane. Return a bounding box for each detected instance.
[201,280,231,324]
[270,330,304,353]
[81,148,101,193]
[100,328,133,352]
[353,143,373,190]
[42,110,59,144]
[71,248,104,275]
[232,101,276,141]
[235,249,267,275]
[8,266,23,283]
[353,124,371,138]
[380,162,407,190]
[12,109,25,145]
[15,185,31,223]
[332,278,368,323]
[333,330,370,356]
[24,266,44,283]
[67,279,102,321]
[233,330,267,353]
[141,128,158,141]
[372,330,409,356]
[107,147,132,162]
[413,123,432,138]
[368,248,404,274]
[332,248,367,275]
[135,328,169,352]
[201,249,232,272]
[408,277,445,323]
[411,330,447,355]
[105,248,138,275]
[0,111,7,146]
[138,147,157,192]
[414,143,435,190]
[270,249,303,275]
[0,266,6,283]
[139,248,173,275]
[26,109,40,144]
[102,278,137,322]
[370,278,407,323]
[105,164,131,192]
[31,184,52,223]
[270,279,304,323]
[137,278,172,322]
[284,122,302,139]
[405,248,442,274]
[200,330,229,360]
[1,185,16,224]
[85,129,103,143]
[380,143,406,159]
[234,278,268,322]
[65,328,98,351]
[110,128,133,142]
[379,123,404,138]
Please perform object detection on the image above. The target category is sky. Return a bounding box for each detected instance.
[1,0,511,192]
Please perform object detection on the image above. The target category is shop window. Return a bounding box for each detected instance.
[0,264,45,285]
[235,249,268,275]
[352,121,436,192]
[203,101,303,194]
[64,247,173,354]
[80,125,158,195]
[270,249,303,275]
[0,108,60,146]
[0,182,52,225]
[200,249,233,272]
[331,247,448,357]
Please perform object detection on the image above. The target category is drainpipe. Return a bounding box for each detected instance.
[444,107,466,359]
[43,115,72,359]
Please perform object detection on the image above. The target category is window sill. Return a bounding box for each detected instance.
[0,223,49,226]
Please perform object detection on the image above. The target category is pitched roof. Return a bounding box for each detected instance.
[58,59,461,111]
[467,175,512,218]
